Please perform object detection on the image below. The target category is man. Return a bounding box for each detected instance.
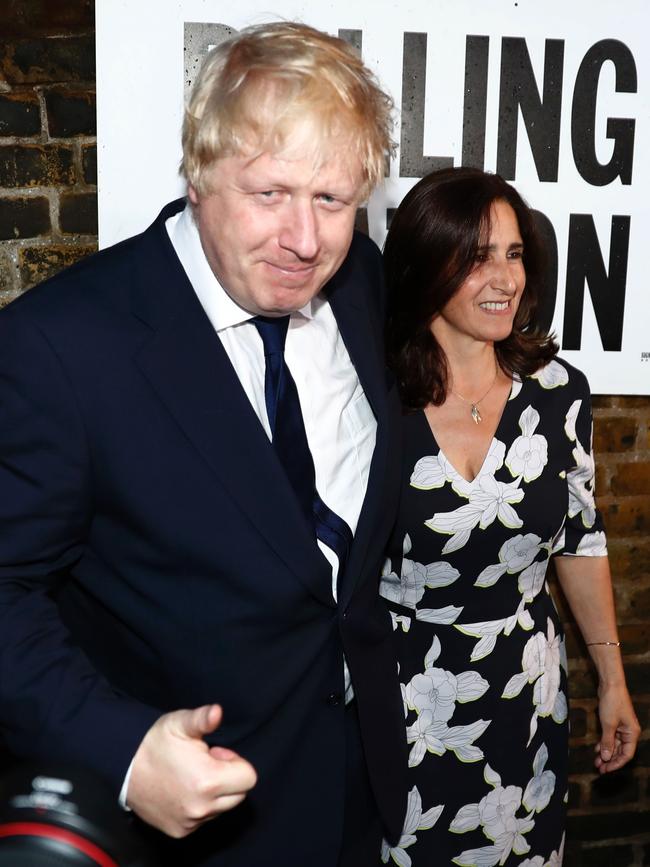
[0,22,407,867]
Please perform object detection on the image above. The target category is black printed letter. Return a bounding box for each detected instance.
[497,38,564,181]
[571,40,636,186]
[399,32,454,177]
[462,36,490,169]
[531,210,558,334]
[563,215,630,351]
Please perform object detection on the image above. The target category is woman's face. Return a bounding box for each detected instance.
[430,199,526,350]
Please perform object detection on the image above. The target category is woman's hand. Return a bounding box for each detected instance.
[594,682,640,774]
[553,557,641,775]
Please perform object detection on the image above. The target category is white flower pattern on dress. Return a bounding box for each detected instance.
[530,360,569,390]
[518,559,548,603]
[509,376,523,399]
[402,636,491,767]
[473,532,554,618]
[474,533,542,588]
[501,618,567,745]
[450,751,557,866]
[381,786,444,867]
[426,474,524,554]
[546,833,565,866]
[455,596,535,662]
[410,454,448,490]
[390,611,413,632]
[564,399,599,531]
[563,399,580,442]
[567,438,597,528]
[381,533,460,610]
[405,667,458,722]
[505,406,549,482]
[522,744,556,813]
[575,530,607,557]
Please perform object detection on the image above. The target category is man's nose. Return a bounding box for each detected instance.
[279,201,319,260]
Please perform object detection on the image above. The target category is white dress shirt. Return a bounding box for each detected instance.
[166,204,377,609]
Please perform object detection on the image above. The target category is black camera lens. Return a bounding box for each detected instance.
[0,764,149,866]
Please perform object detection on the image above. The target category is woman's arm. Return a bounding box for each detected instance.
[554,554,640,774]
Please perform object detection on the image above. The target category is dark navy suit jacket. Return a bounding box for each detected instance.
[0,200,407,866]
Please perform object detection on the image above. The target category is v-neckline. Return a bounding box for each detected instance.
[420,379,517,486]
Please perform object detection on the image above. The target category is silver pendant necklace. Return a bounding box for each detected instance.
[452,365,499,424]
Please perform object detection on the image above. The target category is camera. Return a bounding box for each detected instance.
[0,763,149,866]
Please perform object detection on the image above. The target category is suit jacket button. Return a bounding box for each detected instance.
[327,692,342,706]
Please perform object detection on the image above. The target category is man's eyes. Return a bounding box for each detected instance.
[251,191,347,208]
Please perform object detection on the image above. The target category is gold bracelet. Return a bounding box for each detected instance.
[586,640,621,647]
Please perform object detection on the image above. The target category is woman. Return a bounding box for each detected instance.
[380,167,639,866]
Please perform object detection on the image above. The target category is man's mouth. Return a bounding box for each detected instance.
[265,261,317,276]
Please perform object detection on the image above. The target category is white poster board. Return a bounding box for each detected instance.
[96,0,650,393]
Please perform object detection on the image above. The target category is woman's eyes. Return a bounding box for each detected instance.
[474,249,524,263]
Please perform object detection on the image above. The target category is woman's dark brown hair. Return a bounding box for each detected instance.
[384,167,558,410]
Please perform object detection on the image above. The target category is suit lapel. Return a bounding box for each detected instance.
[326,247,386,423]
[130,205,334,607]
[327,241,393,607]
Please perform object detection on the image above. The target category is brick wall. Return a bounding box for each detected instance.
[560,396,650,865]
[0,0,96,307]
[1,2,649,863]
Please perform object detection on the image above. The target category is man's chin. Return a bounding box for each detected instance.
[258,283,322,315]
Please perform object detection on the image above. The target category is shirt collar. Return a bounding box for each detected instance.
[166,202,315,332]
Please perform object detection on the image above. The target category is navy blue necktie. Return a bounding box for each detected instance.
[253,315,353,573]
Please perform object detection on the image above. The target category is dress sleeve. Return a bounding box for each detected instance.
[553,367,608,558]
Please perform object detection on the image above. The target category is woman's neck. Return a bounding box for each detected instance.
[444,339,498,396]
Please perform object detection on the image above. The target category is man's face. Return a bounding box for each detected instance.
[188,146,365,316]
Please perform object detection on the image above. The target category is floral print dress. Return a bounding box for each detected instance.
[380,359,607,867]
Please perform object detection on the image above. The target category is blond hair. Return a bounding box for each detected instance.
[182,21,394,196]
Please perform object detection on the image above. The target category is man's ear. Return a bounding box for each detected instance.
[188,184,200,206]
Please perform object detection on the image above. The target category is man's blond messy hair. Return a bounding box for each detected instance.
[182,21,394,197]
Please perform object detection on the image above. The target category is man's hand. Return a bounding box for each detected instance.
[127,704,257,838]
